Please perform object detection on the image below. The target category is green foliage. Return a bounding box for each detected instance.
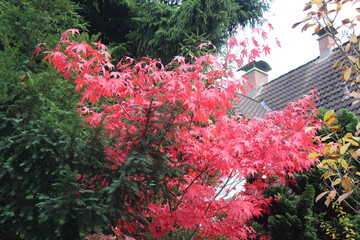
[347,214,360,240]
[0,68,111,240]
[320,202,358,240]
[178,32,217,57]
[72,0,131,45]
[318,107,359,135]
[126,1,178,62]
[0,0,87,55]
[0,1,115,239]
[74,0,270,62]
[316,108,360,208]
[259,184,317,240]
[315,109,360,239]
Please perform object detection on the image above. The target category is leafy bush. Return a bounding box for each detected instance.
[0,1,114,239]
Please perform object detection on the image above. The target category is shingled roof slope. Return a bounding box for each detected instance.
[254,50,360,116]
[232,95,267,119]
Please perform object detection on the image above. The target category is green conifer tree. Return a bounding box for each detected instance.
[74,0,270,62]
[0,1,111,239]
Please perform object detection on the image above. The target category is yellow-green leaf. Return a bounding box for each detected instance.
[322,171,336,179]
[343,67,352,81]
[305,126,318,132]
[322,159,336,165]
[324,110,335,122]
[321,159,338,170]
[336,3,342,11]
[342,138,359,146]
[309,152,322,158]
[340,143,351,154]
[344,133,353,138]
[356,122,360,131]
[321,133,332,141]
[323,144,339,156]
[332,58,342,69]
[350,34,358,43]
[339,158,348,169]
[351,149,360,159]
[318,162,329,169]
[311,0,322,4]
[330,145,337,154]
[353,136,360,141]
[332,178,341,187]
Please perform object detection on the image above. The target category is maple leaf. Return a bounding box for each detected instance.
[227,36,238,49]
[268,22,274,31]
[263,45,271,55]
[33,48,41,56]
[60,28,79,42]
[276,37,281,47]
[198,41,216,50]
[252,37,259,47]
[172,55,186,64]
[71,42,90,54]
[261,30,268,40]
[250,48,261,60]
[92,40,106,50]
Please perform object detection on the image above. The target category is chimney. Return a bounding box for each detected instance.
[317,27,337,58]
[240,60,271,97]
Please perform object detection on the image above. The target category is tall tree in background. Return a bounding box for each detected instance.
[0,1,112,239]
[74,0,270,62]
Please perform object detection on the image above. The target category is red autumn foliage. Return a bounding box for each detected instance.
[44,28,321,239]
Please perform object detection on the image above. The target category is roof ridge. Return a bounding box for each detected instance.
[238,94,262,102]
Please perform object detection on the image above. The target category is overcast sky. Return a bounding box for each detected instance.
[255,0,358,81]
[260,0,320,80]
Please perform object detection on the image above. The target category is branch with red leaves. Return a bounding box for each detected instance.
[43,28,321,239]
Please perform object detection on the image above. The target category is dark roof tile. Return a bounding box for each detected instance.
[232,95,267,119]
[254,50,360,117]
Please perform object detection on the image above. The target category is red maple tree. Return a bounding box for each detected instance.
[44,27,321,239]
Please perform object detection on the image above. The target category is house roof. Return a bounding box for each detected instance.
[253,49,360,116]
[232,95,267,119]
